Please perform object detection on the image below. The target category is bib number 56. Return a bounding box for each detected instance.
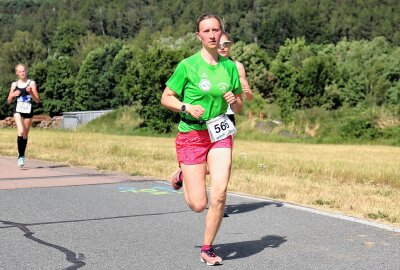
[206,114,236,143]
[214,121,230,133]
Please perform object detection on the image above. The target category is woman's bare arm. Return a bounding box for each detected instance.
[236,61,253,101]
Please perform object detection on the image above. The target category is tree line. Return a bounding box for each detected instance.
[2,0,400,52]
[0,0,400,135]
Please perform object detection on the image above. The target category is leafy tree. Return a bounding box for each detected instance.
[29,2,59,47]
[1,0,400,133]
[0,10,15,43]
[29,60,49,115]
[387,83,400,105]
[129,47,191,133]
[111,45,137,107]
[339,117,380,140]
[232,1,266,44]
[41,56,78,116]
[259,7,299,52]
[296,53,336,108]
[154,33,200,53]
[0,0,41,42]
[382,48,400,105]
[72,33,114,66]
[230,41,273,100]
[292,0,331,44]
[275,86,297,124]
[0,86,12,119]
[270,38,338,119]
[73,41,123,111]
[2,0,400,53]
[270,38,312,120]
[0,31,47,86]
[51,21,85,56]
[322,83,342,110]
[335,37,393,107]
[117,33,199,107]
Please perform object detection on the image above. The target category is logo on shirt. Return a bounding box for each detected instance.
[199,79,212,92]
[17,95,31,102]
[217,83,230,93]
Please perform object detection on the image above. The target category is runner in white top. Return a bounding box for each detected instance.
[218,31,253,126]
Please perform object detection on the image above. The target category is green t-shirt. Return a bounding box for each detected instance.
[166,52,242,132]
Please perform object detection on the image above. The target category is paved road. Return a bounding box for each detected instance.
[0,156,399,270]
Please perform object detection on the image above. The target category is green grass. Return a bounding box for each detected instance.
[78,106,176,137]
[1,105,399,226]
[1,128,399,226]
[73,105,400,146]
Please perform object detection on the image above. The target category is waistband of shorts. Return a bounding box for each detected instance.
[178,129,209,136]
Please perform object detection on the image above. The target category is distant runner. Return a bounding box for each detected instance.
[7,64,40,167]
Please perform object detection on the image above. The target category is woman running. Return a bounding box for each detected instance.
[7,64,40,167]
[161,13,243,265]
[170,31,255,217]
[218,31,253,126]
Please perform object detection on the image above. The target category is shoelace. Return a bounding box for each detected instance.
[202,248,216,257]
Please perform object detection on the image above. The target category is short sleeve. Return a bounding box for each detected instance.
[166,61,188,96]
[11,82,17,90]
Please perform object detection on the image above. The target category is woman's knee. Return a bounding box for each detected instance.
[18,131,28,138]
[188,198,208,213]
[210,190,227,207]
[22,130,29,138]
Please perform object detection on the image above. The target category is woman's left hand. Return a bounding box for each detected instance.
[223,91,237,105]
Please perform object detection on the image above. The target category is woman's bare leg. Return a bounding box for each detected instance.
[181,163,208,212]
[14,113,26,137]
[203,147,232,245]
[22,117,33,138]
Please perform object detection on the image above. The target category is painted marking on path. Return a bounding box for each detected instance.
[118,186,183,195]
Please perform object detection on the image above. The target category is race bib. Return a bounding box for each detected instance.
[206,114,236,143]
[16,101,32,114]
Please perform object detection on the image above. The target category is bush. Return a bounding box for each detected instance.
[339,118,380,139]
[129,47,191,133]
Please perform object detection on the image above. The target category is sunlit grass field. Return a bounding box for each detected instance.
[1,128,399,227]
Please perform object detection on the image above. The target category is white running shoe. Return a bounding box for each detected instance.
[17,156,25,167]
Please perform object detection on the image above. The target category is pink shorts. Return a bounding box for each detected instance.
[176,130,233,165]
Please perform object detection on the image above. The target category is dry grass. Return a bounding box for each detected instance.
[1,128,399,227]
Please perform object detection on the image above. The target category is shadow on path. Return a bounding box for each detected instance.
[0,210,190,229]
[0,209,190,269]
[35,165,69,169]
[1,220,86,270]
[18,164,69,171]
[225,201,283,216]
[214,235,287,261]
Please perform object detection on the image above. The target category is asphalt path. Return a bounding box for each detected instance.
[0,156,399,270]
